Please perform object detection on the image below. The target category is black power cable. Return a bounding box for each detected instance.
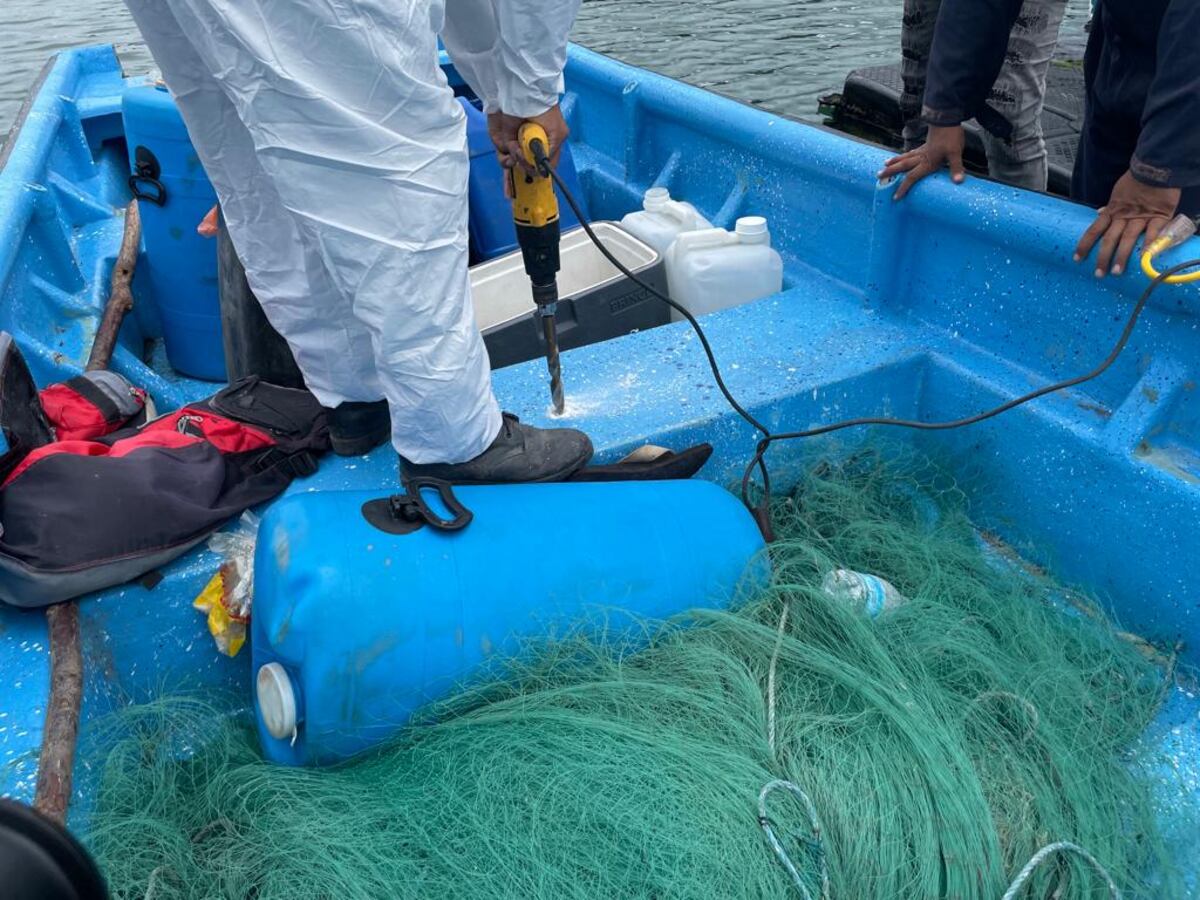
[541,158,1200,539]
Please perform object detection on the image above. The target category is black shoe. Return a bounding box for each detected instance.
[326,400,390,456]
[400,412,593,483]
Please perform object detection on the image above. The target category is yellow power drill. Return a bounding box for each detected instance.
[510,122,564,414]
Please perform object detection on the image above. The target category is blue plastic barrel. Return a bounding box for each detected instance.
[461,98,590,262]
[122,85,225,380]
[251,479,767,765]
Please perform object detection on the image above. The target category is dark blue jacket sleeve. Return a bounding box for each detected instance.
[921,0,1025,128]
[1131,0,1200,189]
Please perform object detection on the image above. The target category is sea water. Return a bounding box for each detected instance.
[1,0,1094,140]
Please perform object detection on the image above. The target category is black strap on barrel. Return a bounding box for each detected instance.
[361,478,473,535]
[127,146,167,206]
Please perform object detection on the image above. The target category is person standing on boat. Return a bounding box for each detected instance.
[122,0,595,484]
[880,0,1200,280]
[898,0,1068,194]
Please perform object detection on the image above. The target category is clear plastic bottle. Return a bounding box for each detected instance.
[618,187,712,256]
[664,216,783,319]
[821,569,906,618]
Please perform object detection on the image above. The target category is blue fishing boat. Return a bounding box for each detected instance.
[0,41,1197,887]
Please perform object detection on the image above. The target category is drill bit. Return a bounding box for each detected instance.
[540,310,565,414]
[510,125,564,415]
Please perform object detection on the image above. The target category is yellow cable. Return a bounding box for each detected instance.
[1141,237,1200,284]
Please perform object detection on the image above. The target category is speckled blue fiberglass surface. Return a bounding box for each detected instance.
[0,45,1196,874]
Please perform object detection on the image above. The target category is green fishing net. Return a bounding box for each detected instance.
[83,452,1183,899]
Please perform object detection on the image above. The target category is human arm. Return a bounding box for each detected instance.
[1129,0,1200,193]
[487,0,581,172]
[879,0,1023,198]
[491,0,582,119]
[442,0,580,172]
[440,0,505,115]
[1073,0,1199,276]
[920,0,1024,129]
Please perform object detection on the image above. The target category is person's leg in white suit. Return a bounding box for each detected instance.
[123,0,386,414]
[126,0,591,478]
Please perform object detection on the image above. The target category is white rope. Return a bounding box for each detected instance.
[766,600,790,757]
[1001,841,1121,900]
[758,779,830,900]
[143,865,177,900]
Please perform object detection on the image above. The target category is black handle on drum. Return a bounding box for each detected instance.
[127,145,167,206]
[361,478,473,535]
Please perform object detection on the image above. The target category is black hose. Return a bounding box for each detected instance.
[544,163,1199,538]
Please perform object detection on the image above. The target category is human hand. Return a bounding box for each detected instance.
[197,204,219,238]
[1073,171,1181,277]
[487,104,569,176]
[877,125,966,201]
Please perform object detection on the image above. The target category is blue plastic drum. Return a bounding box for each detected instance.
[122,85,225,380]
[252,479,767,765]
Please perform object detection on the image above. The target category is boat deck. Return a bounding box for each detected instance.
[0,46,1197,883]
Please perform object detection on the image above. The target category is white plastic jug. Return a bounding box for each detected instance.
[618,187,712,256]
[665,216,783,319]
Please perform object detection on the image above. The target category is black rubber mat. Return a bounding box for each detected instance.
[820,60,1085,197]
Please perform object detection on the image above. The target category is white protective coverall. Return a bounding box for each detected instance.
[124,0,581,463]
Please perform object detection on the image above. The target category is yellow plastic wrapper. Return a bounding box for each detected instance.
[193,568,249,657]
[192,512,258,657]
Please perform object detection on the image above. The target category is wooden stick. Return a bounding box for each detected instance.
[87,199,140,372]
[33,602,84,824]
[34,200,141,824]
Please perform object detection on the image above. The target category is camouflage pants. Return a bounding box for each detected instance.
[900,0,1068,191]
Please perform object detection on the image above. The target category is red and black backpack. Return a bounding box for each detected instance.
[0,334,329,608]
